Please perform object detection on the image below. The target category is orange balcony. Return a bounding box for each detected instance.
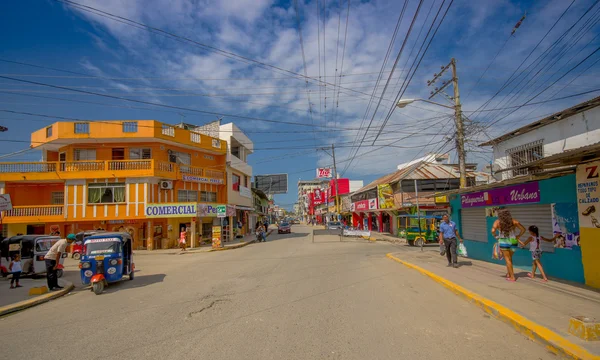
[0,160,225,182]
[2,205,64,223]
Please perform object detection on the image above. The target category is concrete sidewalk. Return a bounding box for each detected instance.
[388,248,600,358]
[134,234,257,256]
[0,276,73,316]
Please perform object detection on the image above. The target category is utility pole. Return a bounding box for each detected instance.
[331,144,340,218]
[428,58,467,188]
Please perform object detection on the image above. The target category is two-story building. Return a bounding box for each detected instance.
[444,96,600,288]
[0,120,228,250]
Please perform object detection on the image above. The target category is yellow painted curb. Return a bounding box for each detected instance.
[386,253,600,360]
[28,286,49,296]
[209,240,255,252]
[0,282,74,317]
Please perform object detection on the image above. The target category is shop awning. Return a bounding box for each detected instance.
[235,205,255,211]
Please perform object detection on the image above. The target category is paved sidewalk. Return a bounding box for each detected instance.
[388,248,600,357]
[134,234,257,256]
[371,231,406,244]
[0,276,73,315]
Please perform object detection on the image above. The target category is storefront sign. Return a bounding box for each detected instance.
[461,182,540,208]
[217,205,226,218]
[368,198,378,210]
[212,226,222,249]
[182,175,224,185]
[377,184,394,209]
[353,199,369,211]
[197,203,228,217]
[577,160,600,229]
[239,185,252,198]
[435,195,448,204]
[145,203,197,218]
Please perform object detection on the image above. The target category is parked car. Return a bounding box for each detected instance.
[278,222,292,234]
[326,221,343,230]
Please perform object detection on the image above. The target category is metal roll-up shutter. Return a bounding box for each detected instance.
[505,204,554,252]
[460,208,487,242]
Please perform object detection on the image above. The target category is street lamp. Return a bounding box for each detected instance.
[396,97,467,188]
[396,98,454,110]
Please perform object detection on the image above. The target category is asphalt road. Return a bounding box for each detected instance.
[1,225,554,359]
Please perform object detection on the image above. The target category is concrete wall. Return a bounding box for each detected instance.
[451,175,587,284]
[493,107,600,180]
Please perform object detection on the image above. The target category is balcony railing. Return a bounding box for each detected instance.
[5,205,63,217]
[0,160,226,182]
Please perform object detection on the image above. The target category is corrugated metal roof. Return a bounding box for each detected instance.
[354,162,491,194]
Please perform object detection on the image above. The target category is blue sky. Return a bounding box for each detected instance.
[1,0,600,209]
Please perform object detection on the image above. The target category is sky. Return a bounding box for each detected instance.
[1,0,600,209]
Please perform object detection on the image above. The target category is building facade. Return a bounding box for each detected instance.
[0,120,228,250]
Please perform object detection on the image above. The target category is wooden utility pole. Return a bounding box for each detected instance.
[428,58,467,188]
[450,58,467,188]
[331,144,340,217]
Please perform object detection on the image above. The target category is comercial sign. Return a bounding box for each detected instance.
[0,194,13,211]
[317,168,332,178]
[145,202,197,218]
[182,175,224,185]
[461,182,540,208]
[239,185,252,198]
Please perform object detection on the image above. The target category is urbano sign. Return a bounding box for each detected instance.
[461,182,540,208]
[182,175,224,185]
[145,203,197,218]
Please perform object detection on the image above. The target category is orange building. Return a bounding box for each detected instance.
[0,120,228,250]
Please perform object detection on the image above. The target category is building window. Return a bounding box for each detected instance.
[130,148,152,159]
[51,192,64,205]
[244,175,248,187]
[200,191,217,202]
[231,146,240,159]
[232,173,240,191]
[45,126,53,138]
[507,140,544,177]
[74,149,96,161]
[88,183,126,204]
[112,148,125,160]
[122,122,138,133]
[74,122,90,134]
[190,132,201,143]
[177,190,198,202]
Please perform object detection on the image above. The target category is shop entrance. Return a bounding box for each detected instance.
[382,213,391,233]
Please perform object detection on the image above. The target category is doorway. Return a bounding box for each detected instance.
[59,152,66,171]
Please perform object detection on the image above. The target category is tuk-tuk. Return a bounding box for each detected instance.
[72,230,106,260]
[79,232,134,295]
[0,235,65,278]
[397,215,443,247]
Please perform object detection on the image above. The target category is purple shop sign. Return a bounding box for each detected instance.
[461,182,541,208]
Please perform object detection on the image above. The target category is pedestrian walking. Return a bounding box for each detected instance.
[519,225,558,282]
[9,254,23,289]
[438,214,463,268]
[44,234,76,291]
[491,208,526,282]
[179,227,187,251]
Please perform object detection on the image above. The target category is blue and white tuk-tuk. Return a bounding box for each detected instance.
[79,232,134,295]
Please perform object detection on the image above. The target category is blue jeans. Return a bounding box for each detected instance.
[11,271,21,285]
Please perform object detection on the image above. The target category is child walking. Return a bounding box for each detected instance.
[519,225,558,282]
[9,254,23,289]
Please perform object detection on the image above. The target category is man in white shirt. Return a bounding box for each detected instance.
[44,234,76,291]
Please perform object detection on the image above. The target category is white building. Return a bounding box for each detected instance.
[480,96,600,180]
[178,120,255,236]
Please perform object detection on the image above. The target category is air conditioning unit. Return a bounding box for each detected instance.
[160,180,173,190]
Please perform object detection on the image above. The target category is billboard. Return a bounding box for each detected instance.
[377,184,395,209]
[317,168,332,178]
[254,174,288,194]
[312,188,324,205]
[329,178,350,197]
